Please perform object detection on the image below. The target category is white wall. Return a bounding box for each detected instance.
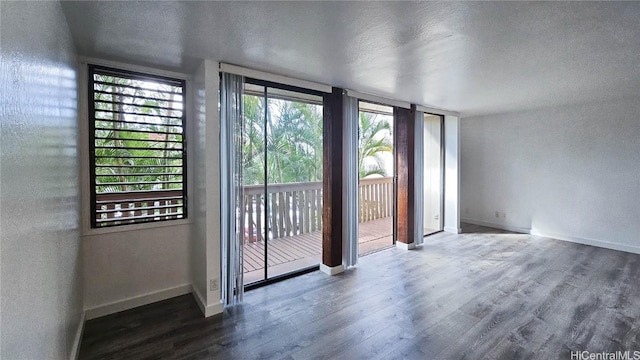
[0,2,82,358]
[190,60,222,317]
[79,59,222,320]
[78,61,193,319]
[461,98,640,253]
[191,62,208,307]
[82,225,191,318]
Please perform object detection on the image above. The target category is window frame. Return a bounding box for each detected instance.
[88,64,188,229]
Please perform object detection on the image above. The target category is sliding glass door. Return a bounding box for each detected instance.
[241,84,267,284]
[241,81,323,285]
[357,101,395,255]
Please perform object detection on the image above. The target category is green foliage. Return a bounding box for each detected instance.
[358,112,393,178]
[241,95,323,185]
[96,75,394,193]
[241,94,394,184]
[93,74,184,193]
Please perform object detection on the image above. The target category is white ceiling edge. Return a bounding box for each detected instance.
[346,90,459,116]
[78,56,192,80]
[345,89,411,110]
[78,54,460,116]
[220,63,331,94]
[220,64,461,116]
[416,105,459,117]
[457,92,640,120]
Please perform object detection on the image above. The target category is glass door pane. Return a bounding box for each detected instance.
[266,87,323,278]
[358,101,395,256]
[241,84,267,285]
[423,114,444,236]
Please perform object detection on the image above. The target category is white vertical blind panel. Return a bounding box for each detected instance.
[342,94,359,267]
[220,72,244,306]
[414,111,425,246]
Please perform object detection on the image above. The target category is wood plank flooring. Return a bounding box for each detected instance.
[79,224,640,359]
[244,217,395,283]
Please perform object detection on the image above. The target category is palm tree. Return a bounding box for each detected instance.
[93,75,184,193]
[241,99,393,182]
[358,112,393,178]
[269,100,322,183]
[241,94,267,185]
[241,96,323,185]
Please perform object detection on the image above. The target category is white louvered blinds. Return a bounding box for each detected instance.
[88,65,187,228]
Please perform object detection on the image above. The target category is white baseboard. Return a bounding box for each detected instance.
[462,218,640,255]
[530,229,640,255]
[320,263,344,276]
[395,241,416,250]
[444,226,462,234]
[85,284,192,320]
[191,285,224,317]
[69,311,85,360]
[461,218,530,234]
[192,285,207,315]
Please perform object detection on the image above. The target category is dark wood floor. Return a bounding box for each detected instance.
[79,225,640,359]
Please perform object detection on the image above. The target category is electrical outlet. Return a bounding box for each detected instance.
[209,279,219,291]
[434,214,439,220]
[495,211,500,218]
[502,213,506,218]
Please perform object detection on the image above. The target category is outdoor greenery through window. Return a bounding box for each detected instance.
[358,102,394,179]
[89,65,186,228]
[357,101,395,255]
[241,81,325,284]
[242,85,323,186]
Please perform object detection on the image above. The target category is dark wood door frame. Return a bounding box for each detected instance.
[395,105,416,245]
[322,92,419,268]
[322,87,344,268]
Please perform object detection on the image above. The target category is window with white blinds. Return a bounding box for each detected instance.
[88,65,187,228]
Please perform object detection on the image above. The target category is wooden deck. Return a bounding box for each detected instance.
[244,217,394,284]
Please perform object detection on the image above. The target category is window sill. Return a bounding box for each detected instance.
[82,218,193,237]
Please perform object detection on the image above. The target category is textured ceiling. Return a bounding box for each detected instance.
[60,1,640,116]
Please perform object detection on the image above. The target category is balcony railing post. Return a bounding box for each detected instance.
[237,177,392,244]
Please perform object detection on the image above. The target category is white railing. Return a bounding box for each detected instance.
[242,181,322,243]
[241,176,393,243]
[358,177,394,223]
